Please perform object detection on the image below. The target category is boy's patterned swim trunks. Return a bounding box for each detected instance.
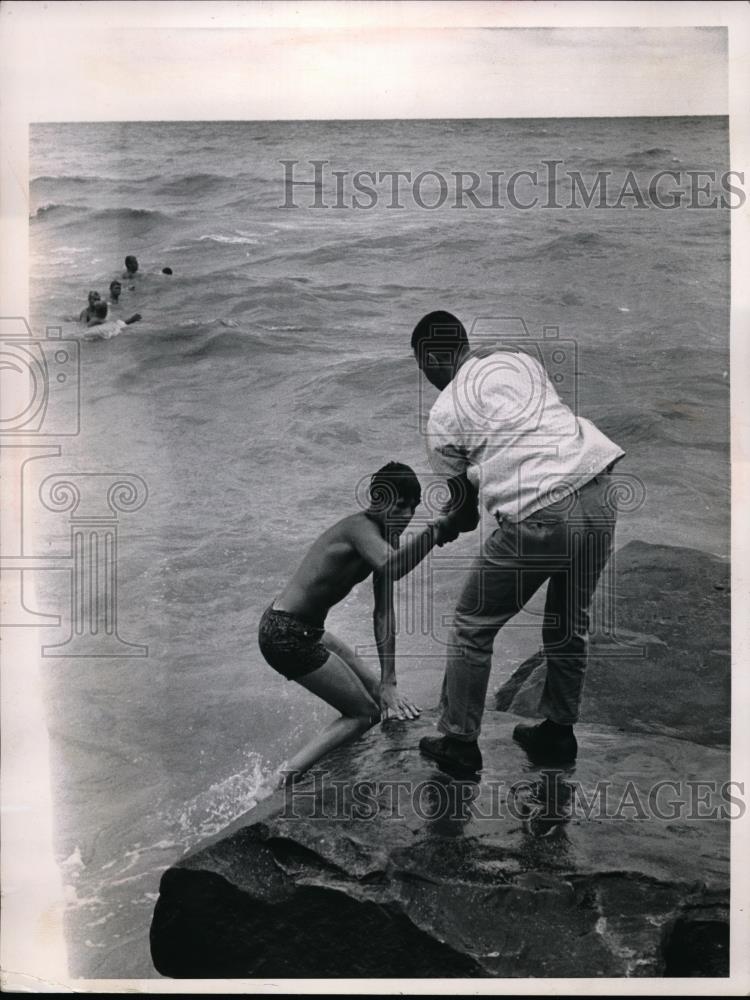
[258,604,330,680]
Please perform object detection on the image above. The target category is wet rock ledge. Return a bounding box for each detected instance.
[150,541,730,978]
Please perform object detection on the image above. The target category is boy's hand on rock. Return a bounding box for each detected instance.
[380,682,421,721]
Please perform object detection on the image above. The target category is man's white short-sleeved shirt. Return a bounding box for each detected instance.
[427,349,625,522]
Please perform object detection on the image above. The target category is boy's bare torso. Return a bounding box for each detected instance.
[275,512,392,624]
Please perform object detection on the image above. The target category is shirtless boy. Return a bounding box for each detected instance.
[257,462,461,792]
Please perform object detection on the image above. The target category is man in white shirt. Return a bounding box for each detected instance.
[412,310,625,771]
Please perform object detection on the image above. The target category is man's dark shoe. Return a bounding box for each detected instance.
[512,719,578,764]
[419,735,483,775]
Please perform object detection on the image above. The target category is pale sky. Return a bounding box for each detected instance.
[0,4,731,120]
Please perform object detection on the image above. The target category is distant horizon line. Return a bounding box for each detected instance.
[31,114,729,126]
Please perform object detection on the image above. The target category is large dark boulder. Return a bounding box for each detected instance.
[150,712,729,978]
[494,541,730,748]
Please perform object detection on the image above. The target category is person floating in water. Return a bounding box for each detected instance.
[83,301,142,340]
[78,290,101,323]
[256,462,460,795]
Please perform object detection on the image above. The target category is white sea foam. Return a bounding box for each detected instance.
[61,846,85,873]
[63,882,104,910]
[171,750,268,841]
[198,232,259,245]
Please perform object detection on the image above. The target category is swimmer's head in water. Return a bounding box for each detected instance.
[88,290,101,306]
[161,267,173,275]
[109,280,122,301]
[93,301,108,320]
[124,255,139,275]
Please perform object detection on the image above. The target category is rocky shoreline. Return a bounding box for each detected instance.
[149,541,730,978]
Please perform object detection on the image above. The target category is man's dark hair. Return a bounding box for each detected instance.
[124,255,139,273]
[161,267,173,275]
[410,310,468,359]
[368,461,421,511]
[94,302,108,320]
